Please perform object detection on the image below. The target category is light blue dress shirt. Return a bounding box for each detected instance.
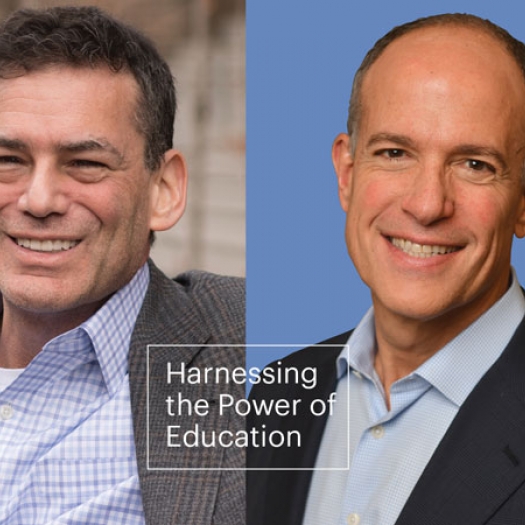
[303,271,525,525]
[0,264,149,524]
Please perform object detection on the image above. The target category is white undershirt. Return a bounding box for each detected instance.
[0,367,24,392]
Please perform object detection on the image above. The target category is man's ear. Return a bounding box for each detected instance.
[514,191,525,239]
[332,133,354,213]
[149,149,187,232]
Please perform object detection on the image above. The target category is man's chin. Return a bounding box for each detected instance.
[0,282,101,318]
[372,288,457,324]
[4,294,85,315]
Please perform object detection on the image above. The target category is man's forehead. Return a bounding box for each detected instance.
[360,24,525,105]
[0,65,141,125]
[367,25,513,76]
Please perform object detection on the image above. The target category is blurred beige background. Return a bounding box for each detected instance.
[0,0,245,277]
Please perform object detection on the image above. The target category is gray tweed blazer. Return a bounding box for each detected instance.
[129,260,245,525]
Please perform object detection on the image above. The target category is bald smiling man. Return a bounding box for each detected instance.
[248,13,525,525]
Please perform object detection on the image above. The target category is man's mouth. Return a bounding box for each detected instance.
[14,238,80,253]
[389,237,461,258]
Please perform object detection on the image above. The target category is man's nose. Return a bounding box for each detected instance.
[17,164,69,217]
[400,162,454,226]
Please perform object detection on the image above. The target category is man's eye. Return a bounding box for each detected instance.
[0,155,22,164]
[70,159,107,168]
[466,159,496,173]
[376,148,406,159]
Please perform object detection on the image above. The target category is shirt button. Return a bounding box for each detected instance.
[371,425,384,439]
[0,404,13,420]
[347,513,360,525]
[352,370,363,380]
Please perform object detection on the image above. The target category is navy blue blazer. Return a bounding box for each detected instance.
[248,316,525,525]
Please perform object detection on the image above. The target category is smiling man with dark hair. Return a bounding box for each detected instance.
[0,6,244,524]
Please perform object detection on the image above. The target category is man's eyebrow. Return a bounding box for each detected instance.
[366,133,417,150]
[58,139,125,163]
[0,137,29,151]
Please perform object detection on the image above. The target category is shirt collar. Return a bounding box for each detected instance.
[416,269,525,405]
[338,268,525,406]
[79,263,150,395]
[337,307,375,380]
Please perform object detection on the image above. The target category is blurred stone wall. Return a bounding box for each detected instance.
[0,0,246,277]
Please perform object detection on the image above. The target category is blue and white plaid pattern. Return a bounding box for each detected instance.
[303,270,525,525]
[0,264,149,524]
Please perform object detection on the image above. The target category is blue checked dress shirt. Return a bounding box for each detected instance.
[303,270,525,525]
[0,264,149,524]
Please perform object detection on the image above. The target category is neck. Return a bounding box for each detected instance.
[372,285,508,408]
[373,315,452,403]
[0,299,104,368]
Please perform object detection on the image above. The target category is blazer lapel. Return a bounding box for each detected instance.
[397,314,525,525]
[128,261,214,524]
[129,260,210,443]
[248,334,348,525]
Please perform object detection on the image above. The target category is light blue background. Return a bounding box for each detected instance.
[246,0,525,369]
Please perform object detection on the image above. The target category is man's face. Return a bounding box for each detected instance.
[334,27,525,328]
[0,67,168,317]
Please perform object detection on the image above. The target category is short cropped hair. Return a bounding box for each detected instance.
[0,5,175,171]
[347,13,525,141]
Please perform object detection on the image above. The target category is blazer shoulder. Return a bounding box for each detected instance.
[171,269,245,344]
[250,330,352,405]
[271,329,353,369]
[137,262,245,347]
[173,269,244,300]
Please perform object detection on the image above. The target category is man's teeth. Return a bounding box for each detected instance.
[390,237,459,258]
[16,238,79,252]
